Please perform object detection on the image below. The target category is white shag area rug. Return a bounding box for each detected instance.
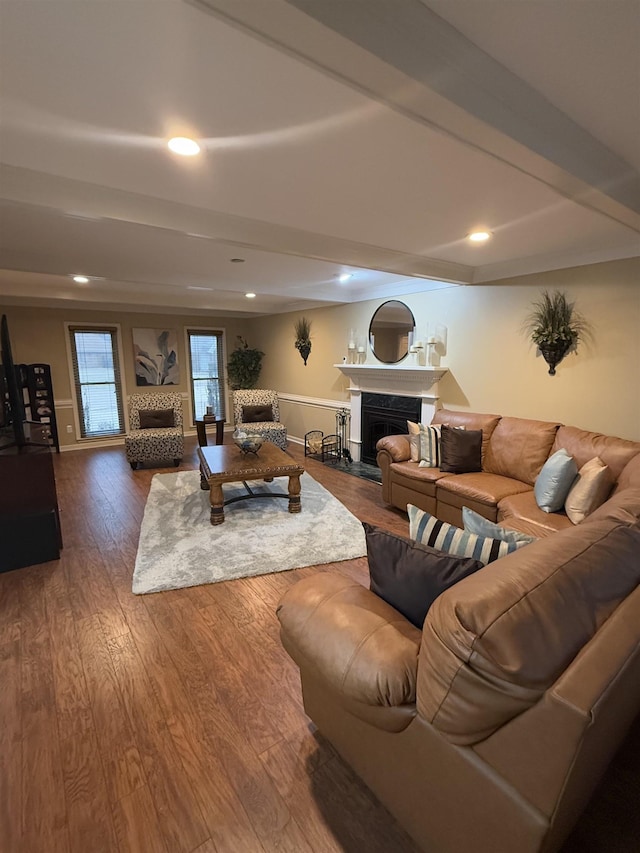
[132,469,367,594]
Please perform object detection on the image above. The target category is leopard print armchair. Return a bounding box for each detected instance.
[125,392,184,469]
[232,389,287,451]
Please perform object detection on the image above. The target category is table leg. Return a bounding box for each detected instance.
[288,474,302,513]
[199,468,210,490]
[209,482,225,525]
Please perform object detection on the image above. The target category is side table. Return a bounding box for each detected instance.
[195,416,225,447]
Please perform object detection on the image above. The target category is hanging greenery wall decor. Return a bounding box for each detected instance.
[227,336,264,389]
[294,316,312,366]
[524,290,589,375]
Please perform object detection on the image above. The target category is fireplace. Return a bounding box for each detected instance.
[360,392,421,465]
[333,363,448,462]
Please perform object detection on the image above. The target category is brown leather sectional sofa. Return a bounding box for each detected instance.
[376,408,640,536]
[277,410,640,852]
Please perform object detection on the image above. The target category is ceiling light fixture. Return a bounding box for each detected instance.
[72,275,89,284]
[167,137,200,156]
[245,292,256,299]
[468,230,492,243]
[230,258,245,263]
[338,273,352,283]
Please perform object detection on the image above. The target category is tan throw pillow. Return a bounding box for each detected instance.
[565,457,614,524]
[407,420,421,462]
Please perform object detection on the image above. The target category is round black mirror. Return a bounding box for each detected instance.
[368,300,416,363]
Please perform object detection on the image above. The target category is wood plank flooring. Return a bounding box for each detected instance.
[1,437,638,852]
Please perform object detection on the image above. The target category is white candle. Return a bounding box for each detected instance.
[357,345,365,353]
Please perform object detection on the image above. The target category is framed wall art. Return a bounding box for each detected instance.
[132,328,180,386]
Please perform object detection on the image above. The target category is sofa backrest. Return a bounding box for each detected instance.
[617,451,640,491]
[552,425,640,483]
[431,409,500,462]
[483,416,560,485]
[416,519,640,745]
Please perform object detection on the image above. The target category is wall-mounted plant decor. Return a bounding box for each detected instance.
[227,336,264,389]
[524,290,588,375]
[294,317,312,366]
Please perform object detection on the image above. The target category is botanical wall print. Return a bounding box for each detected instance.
[133,328,180,386]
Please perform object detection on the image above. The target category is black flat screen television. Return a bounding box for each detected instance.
[1,314,26,448]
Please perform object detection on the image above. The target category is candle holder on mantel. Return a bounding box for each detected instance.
[425,337,440,367]
[347,328,361,363]
[409,341,424,365]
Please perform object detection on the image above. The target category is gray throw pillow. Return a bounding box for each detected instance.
[462,506,537,545]
[534,448,578,512]
[364,522,483,628]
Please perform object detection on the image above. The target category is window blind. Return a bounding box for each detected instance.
[187,330,226,422]
[68,326,125,437]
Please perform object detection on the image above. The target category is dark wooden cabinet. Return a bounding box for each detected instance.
[0,443,62,572]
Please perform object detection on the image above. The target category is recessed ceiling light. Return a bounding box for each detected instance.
[245,292,256,299]
[72,275,89,284]
[230,257,245,263]
[338,273,352,283]
[167,137,200,156]
[467,230,492,243]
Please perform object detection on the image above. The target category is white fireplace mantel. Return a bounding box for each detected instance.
[333,363,449,461]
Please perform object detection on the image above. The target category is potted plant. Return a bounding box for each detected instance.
[227,336,264,389]
[294,316,312,366]
[524,290,588,375]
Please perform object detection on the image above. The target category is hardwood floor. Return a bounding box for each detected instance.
[1,437,638,852]
[0,437,419,853]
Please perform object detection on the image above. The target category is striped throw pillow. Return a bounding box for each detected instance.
[408,505,528,566]
[408,424,441,467]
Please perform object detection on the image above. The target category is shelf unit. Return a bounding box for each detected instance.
[18,363,60,453]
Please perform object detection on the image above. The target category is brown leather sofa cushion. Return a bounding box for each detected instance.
[484,417,560,485]
[617,452,640,491]
[417,520,640,745]
[498,491,573,537]
[553,425,640,481]
[390,460,448,488]
[438,472,532,507]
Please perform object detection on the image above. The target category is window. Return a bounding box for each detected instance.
[68,326,125,437]
[187,329,226,422]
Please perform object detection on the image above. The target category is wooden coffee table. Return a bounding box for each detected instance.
[197,443,305,525]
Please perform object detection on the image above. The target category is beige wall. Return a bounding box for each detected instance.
[2,256,639,449]
[0,305,248,447]
[247,257,640,442]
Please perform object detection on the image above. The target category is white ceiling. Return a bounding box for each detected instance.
[0,0,638,316]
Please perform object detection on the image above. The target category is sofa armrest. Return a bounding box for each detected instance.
[276,573,421,707]
[376,434,412,503]
[376,433,412,463]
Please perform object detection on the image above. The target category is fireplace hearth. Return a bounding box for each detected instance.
[360,393,421,465]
